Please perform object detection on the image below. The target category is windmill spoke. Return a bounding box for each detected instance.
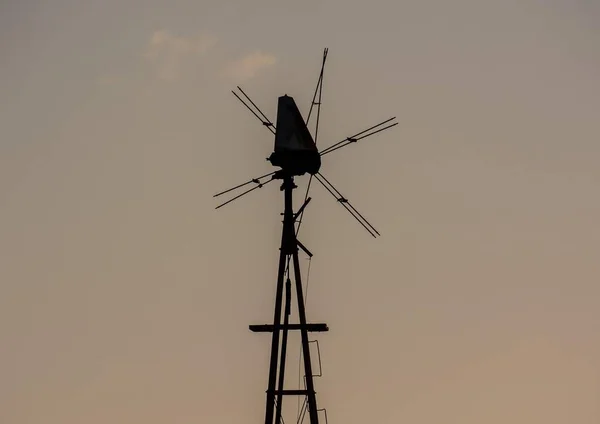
[213,171,278,198]
[297,48,328,237]
[306,48,328,136]
[237,86,275,129]
[215,176,276,209]
[232,88,276,135]
[314,173,379,238]
[319,117,397,156]
[312,49,327,146]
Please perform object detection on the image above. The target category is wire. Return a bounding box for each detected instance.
[308,339,322,377]
[317,409,328,424]
[304,258,313,304]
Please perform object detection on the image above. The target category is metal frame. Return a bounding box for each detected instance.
[249,173,324,424]
[213,48,397,424]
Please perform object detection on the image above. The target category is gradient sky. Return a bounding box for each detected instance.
[1,1,600,423]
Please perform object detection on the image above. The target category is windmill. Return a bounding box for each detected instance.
[214,48,396,424]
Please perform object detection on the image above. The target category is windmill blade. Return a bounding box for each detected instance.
[314,172,380,238]
[232,87,276,135]
[319,117,397,156]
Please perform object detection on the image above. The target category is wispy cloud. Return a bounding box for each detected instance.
[224,51,277,83]
[143,30,217,81]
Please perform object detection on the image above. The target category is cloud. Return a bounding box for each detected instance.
[143,30,217,81]
[224,51,277,82]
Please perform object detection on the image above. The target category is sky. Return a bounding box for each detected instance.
[1,0,600,423]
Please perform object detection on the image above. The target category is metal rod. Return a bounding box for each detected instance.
[215,184,259,210]
[296,240,313,258]
[345,202,380,236]
[297,398,308,424]
[295,176,313,236]
[313,48,327,146]
[319,120,396,155]
[321,122,399,156]
[292,248,320,424]
[293,197,312,222]
[313,174,377,238]
[264,176,296,424]
[317,409,328,424]
[306,48,328,127]
[296,49,328,237]
[308,340,323,377]
[274,390,309,396]
[249,323,328,332]
[214,177,275,210]
[356,121,398,141]
[306,70,321,126]
[273,399,286,424]
[214,171,277,198]
[319,117,396,155]
[320,122,398,156]
[237,86,275,129]
[320,117,394,154]
[275,277,292,424]
[350,116,396,140]
[319,174,381,237]
[232,90,276,135]
[317,173,379,236]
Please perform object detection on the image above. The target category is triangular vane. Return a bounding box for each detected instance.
[268,95,321,176]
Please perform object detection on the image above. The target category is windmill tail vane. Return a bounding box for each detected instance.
[213,48,396,424]
[268,95,321,176]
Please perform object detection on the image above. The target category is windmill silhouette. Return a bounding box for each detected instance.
[214,48,396,424]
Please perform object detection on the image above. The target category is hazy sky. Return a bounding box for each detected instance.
[1,1,600,423]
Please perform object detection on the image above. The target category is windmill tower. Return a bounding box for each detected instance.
[214,49,396,424]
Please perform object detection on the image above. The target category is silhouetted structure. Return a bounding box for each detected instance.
[214,49,396,424]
